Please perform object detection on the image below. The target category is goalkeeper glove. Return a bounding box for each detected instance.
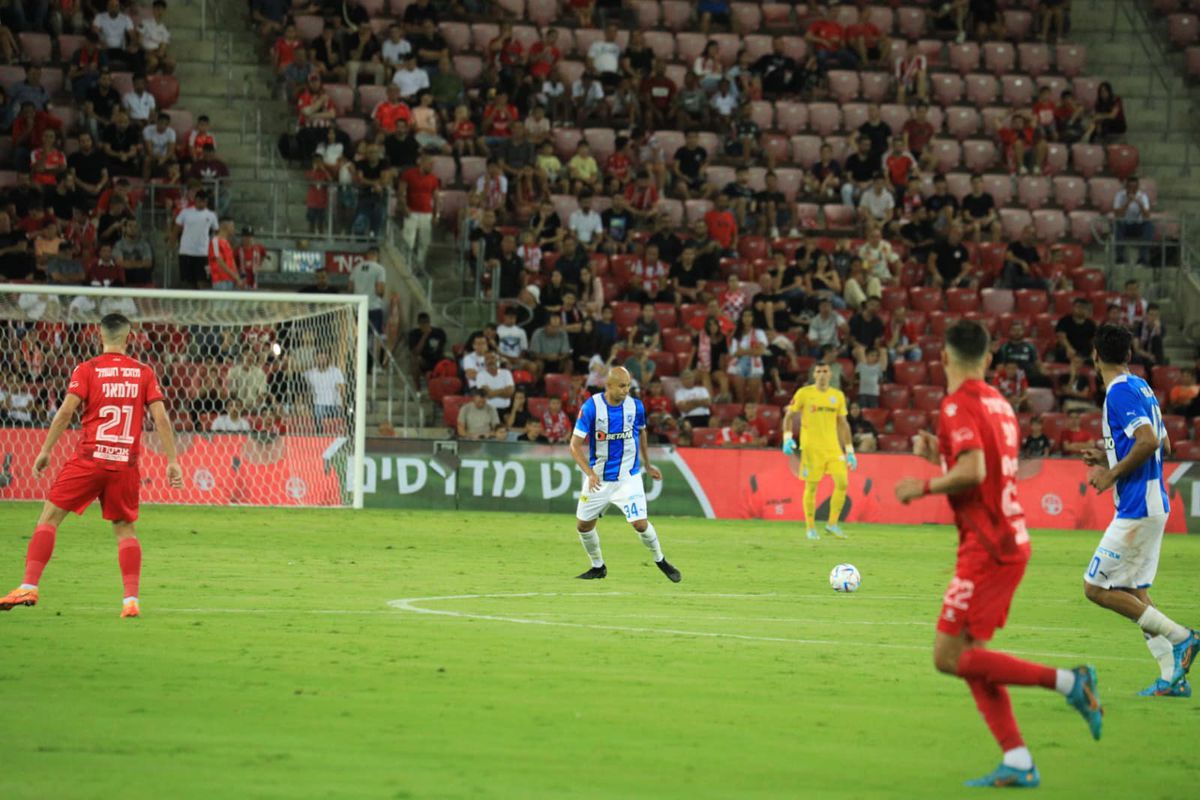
[782,435,797,455]
[845,447,858,471]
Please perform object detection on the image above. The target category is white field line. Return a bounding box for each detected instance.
[385,592,1146,664]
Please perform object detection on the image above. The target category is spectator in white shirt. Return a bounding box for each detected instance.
[857,174,895,231]
[474,352,515,410]
[93,0,141,72]
[140,0,176,74]
[304,350,346,433]
[381,24,412,78]
[568,194,604,250]
[857,225,900,284]
[123,74,156,124]
[460,333,491,384]
[142,112,176,179]
[391,53,430,99]
[587,22,622,85]
[710,79,738,119]
[674,370,712,427]
[1113,175,1153,267]
[211,399,253,432]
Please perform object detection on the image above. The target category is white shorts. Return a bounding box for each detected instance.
[575,474,648,523]
[1084,513,1168,590]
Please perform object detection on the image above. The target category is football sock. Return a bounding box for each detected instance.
[637,522,664,562]
[966,677,1025,753]
[956,648,1057,689]
[1136,606,1189,645]
[1145,633,1176,681]
[828,472,848,526]
[578,529,604,568]
[22,523,56,588]
[1002,746,1034,771]
[118,538,142,599]
[1054,669,1076,695]
[802,480,818,529]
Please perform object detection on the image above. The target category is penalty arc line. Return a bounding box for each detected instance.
[386,592,1147,664]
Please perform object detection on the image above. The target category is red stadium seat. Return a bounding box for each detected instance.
[980,288,1015,315]
[1003,9,1033,38]
[1018,43,1051,76]
[654,303,679,330]
[146,74,180,109]
[912,385,945,412]
[965,73,998,107]
[1172,440,1200,461]
[945,288,980,313]
[762,4,793,30]
[945,106,981,139]
[878,434,912,453]
[1106,144,1140,180]
[1032,210,1067,243]
[929,139,962,173]
[1168,13,1200,48]
[823,204,856,230]
[1088,178,1121,214]
[891,409,929,437]
[428,376,463,405]
[650,351,679,377]
[861,72,892,103]
[932,73,965,105]
[663,329,694,357]
[612,301,641,333]
[1164,415,1189,443]
[983,42,1015,75]
[1017,176,1050,210]
[896,6,927,39]
[1070,143,1105,178]
[880,384,912,410]
[1001,74,1034,107]
[441,395,469,427]
[827,71,860,104]
[999,208,1032,240]
[17,32,51,62]
[948,42,980,74]
[908,287,943,313]
[692,427,723,447]
[711,403,743,424]
[1056,43,1087,77]
[862,407,891,431]
[963,140,997,172]
[1069,211,1103,245]
[808,103,842,137]
[1014,290,1049,315]
[1052,176,1088,212]
[893,361,929,387]
[1152,366,1183,396]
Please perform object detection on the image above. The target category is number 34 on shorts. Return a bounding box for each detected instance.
[576,475,649,523]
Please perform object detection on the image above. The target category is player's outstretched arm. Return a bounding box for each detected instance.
[149,401,184,489]
[33,394,82,478]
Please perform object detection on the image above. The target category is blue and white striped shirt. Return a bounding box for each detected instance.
[1103,373,1170,519]
[573,394,646,481]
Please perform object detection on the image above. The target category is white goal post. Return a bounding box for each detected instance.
[0,284,369,509]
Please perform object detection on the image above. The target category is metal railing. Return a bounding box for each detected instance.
[370,336,425,429]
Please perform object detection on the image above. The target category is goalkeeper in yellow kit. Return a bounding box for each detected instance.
[781,362,857,540]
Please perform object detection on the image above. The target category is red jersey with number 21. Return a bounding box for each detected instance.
[937,379,1030,565]
[68,353,164,470]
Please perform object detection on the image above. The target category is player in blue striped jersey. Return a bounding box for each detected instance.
[1081,324,1198,696]
[568,367,681,582]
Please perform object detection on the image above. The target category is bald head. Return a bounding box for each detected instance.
[605,366,633,404]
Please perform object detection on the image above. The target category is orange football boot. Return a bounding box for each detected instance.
[0,587,38,610]
[120,600,140,619]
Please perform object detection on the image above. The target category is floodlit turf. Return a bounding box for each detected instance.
[0,504,1197,800]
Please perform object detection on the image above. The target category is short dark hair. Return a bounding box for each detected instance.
[945,319,990,363]
[1073,297,1089,305]
[100,313,131,337]
[1094,323,1133,365]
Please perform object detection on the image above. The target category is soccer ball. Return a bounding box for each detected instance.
[829,563,862,593]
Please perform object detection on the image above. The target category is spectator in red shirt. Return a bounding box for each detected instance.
[883,135,918,195]
[805,17,856,69]
[844,7,891,68]
[541,395,573,443]
[992,360,1029,411]
[901,102,937,172]
[87,242,125,286]
[624,170,661,221]
[528,28,562,80]
[482,91,519,144]
[272,21,301,74]
[742,402,774,441]
[207,216,241,290]
[1058,410,1094,454]
[296,74,338,158]
[236,227,266,289]
[639,59,677,130]
[704,196,738,253]
[31,129,67,187]
[997,110,1047,175]
[720,416,763,447]
[305,155,332,233]
[1031,86,1058,141]
[398,153,441,275]
[11,101,62,171]
[372,84,412,134]
[604,136,634,192]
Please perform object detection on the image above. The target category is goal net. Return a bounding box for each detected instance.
[0,285,368,509]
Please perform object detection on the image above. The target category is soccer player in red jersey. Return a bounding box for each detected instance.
[0,313,183,619]
[895,320,1102,788]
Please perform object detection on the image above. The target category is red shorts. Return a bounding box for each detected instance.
[48,458,141,522]
[936,556,1027,642]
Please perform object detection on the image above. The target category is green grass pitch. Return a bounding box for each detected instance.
[0,504,1197,800]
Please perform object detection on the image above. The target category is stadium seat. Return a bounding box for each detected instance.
[963,140,997,172]
[1025,388,1056,415]
[878,434,911,453]
[1164,415,1189,442]
[1069,210,1103,244]
[1001,74,1034,107]
[980,288,1015,315]
[650,351,678,377]
[441,395,469,427]
[808,103,841,137]
[1106,144,1140,180]
[823,204,856,229]
[1032,210,1067,243]
[908,287,943,313]
[860,72,892,103]
[945,288,980,313]
[663,329,694,358]
[826,71,860,104]
[891,409,928,437]
[611,302,641,334]
[1014,290,1049,315]
[880,384,911,410]
[932,73,964,105]
[17,32,51,62]
[1055,43,1087,77]
[1168,13,1200,48]
[999,208,1032,240]
[1088,178,1121,214]
[1172,440,1200,461]
[1016,176,1050,210]
[912,385,945,412]
[983,42,1015,75]
[965,73,998,107]
[896,7,927,40]
[1152,366,1183,395]
[929,139,962,173]
[949,42,980,74]
[1069,143,1105,178]
[1018,43,1051,76]
[1052,176,1088,212]
[862,407,891,431]
[893,361,929,387]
